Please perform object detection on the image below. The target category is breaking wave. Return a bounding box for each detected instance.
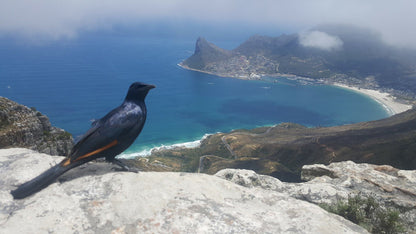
[118,134,212,159]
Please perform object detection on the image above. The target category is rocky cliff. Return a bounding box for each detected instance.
[0,97,73,156]
[182,37,233,71]
[0,148,368,233]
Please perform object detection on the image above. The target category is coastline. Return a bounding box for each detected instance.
[178,63,261,80]
[119,82,413,159]
[119,134,212,159]
[178,63,413,116]
[333,83,413,116]
[124,64,414,159]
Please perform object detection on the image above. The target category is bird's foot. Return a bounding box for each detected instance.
[110,159,139,173]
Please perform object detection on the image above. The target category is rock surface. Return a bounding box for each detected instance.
[216,161,416,232]
[0,148,366,233]
[0,97,73,155]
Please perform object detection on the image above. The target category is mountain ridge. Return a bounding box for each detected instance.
[181,25,416,98]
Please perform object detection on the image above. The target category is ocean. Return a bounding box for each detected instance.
[0,34,389,158]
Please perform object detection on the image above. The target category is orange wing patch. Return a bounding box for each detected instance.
[63,140,118,166]
[62,158,71,167]
[75,140,118,161]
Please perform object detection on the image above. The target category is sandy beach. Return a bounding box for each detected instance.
[333,83,413,115]
[179,63,413,115]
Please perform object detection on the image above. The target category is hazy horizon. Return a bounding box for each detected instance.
[1,0,416,48]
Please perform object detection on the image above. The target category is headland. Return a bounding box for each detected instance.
[180,25,416,114]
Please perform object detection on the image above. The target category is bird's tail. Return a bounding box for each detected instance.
[11,158,82,199]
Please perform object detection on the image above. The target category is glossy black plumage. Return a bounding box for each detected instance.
[11,82,155,199]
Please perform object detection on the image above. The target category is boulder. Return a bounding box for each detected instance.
[1,148,366,233]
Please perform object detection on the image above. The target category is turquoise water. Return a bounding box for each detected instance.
[0,34,389,157]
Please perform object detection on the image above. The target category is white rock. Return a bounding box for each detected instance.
[397,170,416,182]
[217,161,416,232]
[1,148,366,233]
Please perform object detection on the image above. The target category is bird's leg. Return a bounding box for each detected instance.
[110,158,139,173]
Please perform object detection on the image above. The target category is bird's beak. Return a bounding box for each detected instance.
[147,84,156,90]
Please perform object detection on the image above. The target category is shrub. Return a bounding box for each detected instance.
[320,195,405,233]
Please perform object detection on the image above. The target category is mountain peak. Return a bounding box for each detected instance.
[182,37,232,70]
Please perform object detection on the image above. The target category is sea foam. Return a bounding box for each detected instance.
[118,134,212,159]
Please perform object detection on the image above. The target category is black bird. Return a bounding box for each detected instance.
[11,82,155,199]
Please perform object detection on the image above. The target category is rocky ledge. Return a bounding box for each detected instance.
[218,161,416,232]
[1,148,367,233]
[0,97,73,155]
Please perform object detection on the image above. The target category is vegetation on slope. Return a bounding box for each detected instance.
[130,109,416,182]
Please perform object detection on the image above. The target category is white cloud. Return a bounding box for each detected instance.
[0,0,416,47]
[299,31,343,51]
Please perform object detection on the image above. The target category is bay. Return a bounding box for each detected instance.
[0,34,389,157]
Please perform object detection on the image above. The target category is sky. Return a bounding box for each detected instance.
[0,0,415,48]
